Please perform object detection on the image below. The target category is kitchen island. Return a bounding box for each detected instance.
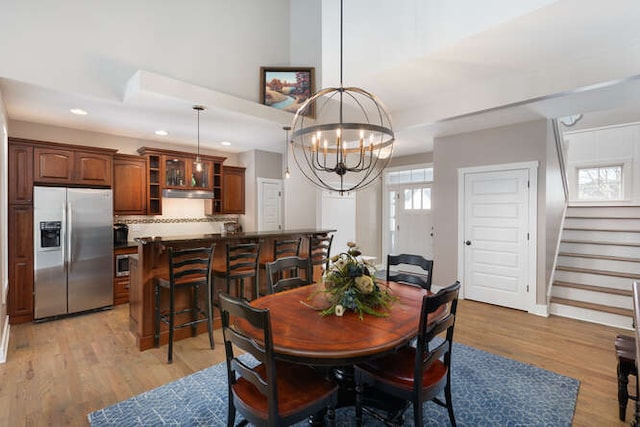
[129,229,336,351]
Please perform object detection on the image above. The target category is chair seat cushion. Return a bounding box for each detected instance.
[232,360,338,419]
[356,346,447,391]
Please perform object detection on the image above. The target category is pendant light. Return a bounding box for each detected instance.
[289,0,394,194]
[283,125,291,179]
[193,105,205,172]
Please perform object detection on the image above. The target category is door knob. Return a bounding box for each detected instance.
[465,240,472,246]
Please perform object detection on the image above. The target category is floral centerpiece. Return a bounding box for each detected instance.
[310,242,397,319]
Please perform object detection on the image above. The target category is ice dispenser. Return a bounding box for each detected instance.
[40,221,62,249]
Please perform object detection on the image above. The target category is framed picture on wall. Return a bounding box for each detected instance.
[260,67,315,118]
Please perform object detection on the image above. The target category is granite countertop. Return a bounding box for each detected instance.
[133,228,336,245]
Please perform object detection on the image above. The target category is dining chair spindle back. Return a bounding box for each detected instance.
[265,256,313,294]
[386,253,434,291]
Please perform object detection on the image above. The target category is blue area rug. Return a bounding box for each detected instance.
[88,342,579,426]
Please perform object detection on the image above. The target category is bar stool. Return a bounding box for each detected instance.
[259,238,302,294]
[154,244,215,364]
[214,240,262,301]
[309,233,333,279]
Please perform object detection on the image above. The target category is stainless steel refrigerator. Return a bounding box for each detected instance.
[34,186,113,319]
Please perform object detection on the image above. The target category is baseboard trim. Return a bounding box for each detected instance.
[529,303,549,317]
[0,315,10,364]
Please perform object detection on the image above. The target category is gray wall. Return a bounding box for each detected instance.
[433,119,559,305]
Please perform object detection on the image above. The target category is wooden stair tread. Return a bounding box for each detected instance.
[552,280,632,296]
[565,216,640,219]
[550,297,633,317]
[561,239,640,248]
[563,227,640,233]
[558,252,640,263]
[555,265,640,279]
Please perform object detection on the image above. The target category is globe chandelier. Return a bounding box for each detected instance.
[289,0,394,194]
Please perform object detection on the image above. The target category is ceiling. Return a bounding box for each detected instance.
[2,0,640,158]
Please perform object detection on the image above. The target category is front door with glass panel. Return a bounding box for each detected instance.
[385,167,433,266]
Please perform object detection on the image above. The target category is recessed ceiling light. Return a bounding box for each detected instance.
[221,141,231,146]
[155,130,169,136]
[70,108,88,116]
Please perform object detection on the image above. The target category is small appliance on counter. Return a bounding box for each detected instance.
[113,223,129,245]
[222,221,242,235]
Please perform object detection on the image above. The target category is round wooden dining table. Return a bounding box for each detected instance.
[245,281,427,366]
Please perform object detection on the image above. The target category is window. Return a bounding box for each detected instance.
[577,165,623,201]
[403,187,431,210]
[386,167,433,185]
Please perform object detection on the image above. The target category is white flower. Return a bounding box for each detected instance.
[335,305,345,316]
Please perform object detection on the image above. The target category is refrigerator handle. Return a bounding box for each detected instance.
[67,202,73,266]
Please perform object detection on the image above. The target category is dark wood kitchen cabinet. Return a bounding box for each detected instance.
[34,145,114,186]
[113,246,137,305]
[8,142,33,204]
[7,205,34,324]
[222,166,245,214]
[138,147,225,215]
[113,154,147,215]
[8,139,35,324]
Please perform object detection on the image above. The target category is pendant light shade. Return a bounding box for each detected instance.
[289,0,394,194]
[193,105,205,172]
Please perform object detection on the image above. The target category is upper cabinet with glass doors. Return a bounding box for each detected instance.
[164,156,216,190]
[137,147,225,215]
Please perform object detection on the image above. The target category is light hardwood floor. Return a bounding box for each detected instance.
[0,300,633,426]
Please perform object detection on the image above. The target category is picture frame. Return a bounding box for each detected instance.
[260,67,315,118]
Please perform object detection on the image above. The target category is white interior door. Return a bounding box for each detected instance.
[461,166,536,311]
[257,179,282,231]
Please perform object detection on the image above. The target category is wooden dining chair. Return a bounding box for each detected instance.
[309,233,333,271]
[386,253,434,291]
[214,240,261,301]
[354,281,461,427]
[154,244,215,364]
[218,291,339,427]
[265,256,312,294]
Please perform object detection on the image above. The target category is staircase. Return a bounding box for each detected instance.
[549,205,640,330]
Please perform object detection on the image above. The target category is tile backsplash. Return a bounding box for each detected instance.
[115,198,237,240]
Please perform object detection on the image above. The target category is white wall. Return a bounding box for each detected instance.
[321,0,556,86]
[0,90,9,363]
[0,0,290,103]
[564,122,640,204]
